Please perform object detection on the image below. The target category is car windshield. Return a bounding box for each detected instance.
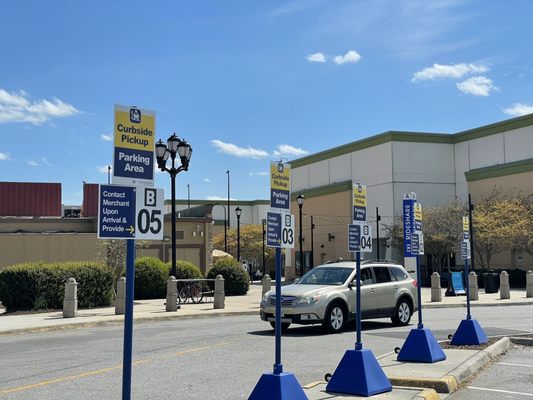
[297,267,353,285]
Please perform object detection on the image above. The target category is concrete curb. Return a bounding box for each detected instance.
[390,337,510,394]
[414,389,440,400]
[0,310,260,336]
[424,300,533,309]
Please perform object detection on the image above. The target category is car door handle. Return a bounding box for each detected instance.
[370,289,376,294]
[394,285,399,290]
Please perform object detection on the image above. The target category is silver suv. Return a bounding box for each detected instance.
[260,260,418,333]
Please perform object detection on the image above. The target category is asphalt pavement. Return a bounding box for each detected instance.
[0,283,532,399]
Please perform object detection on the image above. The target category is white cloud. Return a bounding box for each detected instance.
[203,178,211,183]
[97,165,112,174]
[100,134,113,141]
[456,76,496,96]
[333,50,361,65]
[210,140,269,159]
[26,160,39,167]
[249,171,269,176]
[412,63,489,82]
[0,152,11,161]
[503,103,533,117]
[207,195,235,201]
[42,157,53,167]
[272,144,309,157]
[307,52,327,63]
[0,88,80,125]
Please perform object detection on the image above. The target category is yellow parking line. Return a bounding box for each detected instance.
[0,359,149,396]
[0,341,233,396]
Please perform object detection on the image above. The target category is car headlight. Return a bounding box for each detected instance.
[295,295,321,305]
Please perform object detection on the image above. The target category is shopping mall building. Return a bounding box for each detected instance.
[286,113,533,279]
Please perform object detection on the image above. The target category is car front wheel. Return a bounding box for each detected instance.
[391,299,412,326]
[323,303,346,333]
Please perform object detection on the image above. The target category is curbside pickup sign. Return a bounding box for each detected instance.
[112,105,156,187]
[270,161,291,211]
[98,185,164,240]
[266,212,295,248]
[352,183,367,222]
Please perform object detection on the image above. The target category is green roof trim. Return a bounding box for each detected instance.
[454,113,533,143]
[164,199,269,205]
[291,180,352,200]
[291,131,451,168]
[292,114,533,169]
[465,158,533,182]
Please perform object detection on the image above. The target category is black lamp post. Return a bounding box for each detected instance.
[310,215,315,270]
[155,134,192,278]
[297,194,305,276]
[187,184,190,209]
[235,206,242,262]
[226,170,230,232]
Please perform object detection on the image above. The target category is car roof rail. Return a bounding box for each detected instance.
[361,259,401,265]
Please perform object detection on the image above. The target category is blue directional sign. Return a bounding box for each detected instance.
[267,212,282,247]
[98,185,136,239]
[348,224,361,252]
[403,193,416,257]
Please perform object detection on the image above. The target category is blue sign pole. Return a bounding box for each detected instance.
[122,239,136,400]
[465,257,471,320]
[355,251,362,350]
[274,246,282,374]
[416,255,423,329]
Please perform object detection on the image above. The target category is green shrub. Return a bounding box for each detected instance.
[166,260,203,280]
[207,258,249,296]
[0,261,113,311]
[134,257,168,299]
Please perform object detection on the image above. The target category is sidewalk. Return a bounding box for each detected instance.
[0,285,531,335]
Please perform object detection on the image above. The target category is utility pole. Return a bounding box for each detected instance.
[468,194,475,270]
[376,206,381,260]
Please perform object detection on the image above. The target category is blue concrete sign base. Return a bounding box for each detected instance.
[397,328,446,363]
[326,349,392,397]
[248,372,308,400]
[451,319,488,346]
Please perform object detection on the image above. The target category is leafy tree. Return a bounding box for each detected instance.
[472,191,533,269]
[213,224,275,271]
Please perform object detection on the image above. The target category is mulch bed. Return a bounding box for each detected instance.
[440,336,500,350]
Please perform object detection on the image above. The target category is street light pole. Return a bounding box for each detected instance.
[235,207,242,262]
[297,194,305,276]
[187,184,190,209]
[310,215,315,270]
[155,134,193,278]
[376,206,381,260]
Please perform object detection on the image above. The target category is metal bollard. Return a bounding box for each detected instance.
[500,271,510,299]
[166,276,178,312]
[469,271,479,301]
[214,275,225,309]
[527,271,533,298]
[431,272,442,302]
[115,277,126,315]
[63,277,78,318]
[262,274,272,297]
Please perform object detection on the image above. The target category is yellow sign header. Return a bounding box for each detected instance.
[415,203,423,221]
[114,105,155,151]
[463,216,469,233]
[353,184,367,207]
[270,162,291,192]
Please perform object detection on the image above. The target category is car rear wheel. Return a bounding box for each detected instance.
[391,298,412,326]
[270,321,290,332]
[323,303,346,333]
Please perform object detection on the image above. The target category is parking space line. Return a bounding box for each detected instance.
[467,386,533,397]
[497,362,533,368]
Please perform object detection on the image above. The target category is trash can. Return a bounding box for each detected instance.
[484,272,499,293]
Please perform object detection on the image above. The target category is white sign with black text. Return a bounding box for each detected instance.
[135,187,165,240]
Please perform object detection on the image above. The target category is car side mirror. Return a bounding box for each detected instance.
[293,278,300,284]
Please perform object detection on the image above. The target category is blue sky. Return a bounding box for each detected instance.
[1,0,533,205]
